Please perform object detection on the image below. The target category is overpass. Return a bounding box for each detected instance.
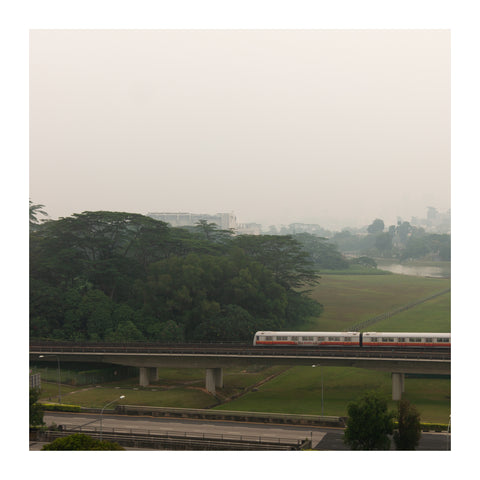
[30,343,450,400]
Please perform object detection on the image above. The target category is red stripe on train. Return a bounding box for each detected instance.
[363,342,450,347]
[255,341,359,346]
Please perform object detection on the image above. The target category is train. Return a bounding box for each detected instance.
[253,331,451,348]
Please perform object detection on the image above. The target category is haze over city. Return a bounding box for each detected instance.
[30,29,450,230]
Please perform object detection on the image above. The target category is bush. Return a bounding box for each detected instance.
[343,391,395,450]
[42,433,124,450]
[39,403,81,412]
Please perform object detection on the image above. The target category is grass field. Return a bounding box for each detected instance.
[213,367,450,424]
[35,272,451,424]
[304,273,450,331]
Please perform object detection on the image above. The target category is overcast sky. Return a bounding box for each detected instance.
[29,29,450,229]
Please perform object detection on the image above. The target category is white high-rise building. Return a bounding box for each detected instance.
[147,211,237,230]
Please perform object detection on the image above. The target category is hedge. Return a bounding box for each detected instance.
[39,403,81,412]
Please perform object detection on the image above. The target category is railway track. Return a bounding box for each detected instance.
[30,342,451,360]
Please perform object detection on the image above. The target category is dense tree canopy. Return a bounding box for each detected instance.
[333,218,450,261]
[293,233,349,270]
[30,211,327,343]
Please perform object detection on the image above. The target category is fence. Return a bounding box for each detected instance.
[37,425,309,450]
[29,364,138,386]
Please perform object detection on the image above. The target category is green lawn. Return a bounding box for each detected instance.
[304,273,450,331]
[372,292,450,332]
[213,366,450,424]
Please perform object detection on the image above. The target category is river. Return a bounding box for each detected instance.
[376,262,450,279]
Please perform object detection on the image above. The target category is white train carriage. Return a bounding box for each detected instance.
[362,332,451,348]
[253,331,361,347]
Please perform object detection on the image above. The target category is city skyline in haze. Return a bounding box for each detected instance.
[30,30,450,230]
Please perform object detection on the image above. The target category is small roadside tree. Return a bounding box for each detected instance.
[30,388,45,428]
[343,391,395,450]
[393,399,422,450]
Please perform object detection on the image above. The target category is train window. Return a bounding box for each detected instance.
[426,338,433,343]
[303,336,314,341]
[266,336,272,340]
[382,338,393,342]
[277,336,288,341]
[398,338,405,342]
[370,338,378,342]
[409,338,421,343]
[438,338,450,343]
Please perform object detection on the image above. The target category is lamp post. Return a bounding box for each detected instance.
[447,414,451,450]
[312,365,324,416]
[39,355,62,404]
[100,395,125,441]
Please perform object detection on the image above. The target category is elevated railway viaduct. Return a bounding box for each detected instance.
[30,343,450,400]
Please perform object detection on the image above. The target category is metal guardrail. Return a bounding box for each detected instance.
[114,404,346,427]
[40,425,308,450]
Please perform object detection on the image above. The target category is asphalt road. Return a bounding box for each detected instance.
[31,412,450,451]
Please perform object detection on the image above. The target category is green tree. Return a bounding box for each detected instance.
[293,233,349,269]
[194,219,234,244]
[231,234,319,289]
[367,218,385,234]
[29,200,49,230]
[42,433,124,450]
[393,399,422,450]
[374,232,393,257]
[343,391,395,450]
[30,388,45,427]
[396,221,412,244]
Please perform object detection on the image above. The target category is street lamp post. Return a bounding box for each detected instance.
[39,355,62,404]
[447,414,451,450]
[100,395,125,441]
[312,365,324,416]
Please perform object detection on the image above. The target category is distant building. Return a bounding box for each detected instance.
[237,222,262,235]
[147,211,237,230]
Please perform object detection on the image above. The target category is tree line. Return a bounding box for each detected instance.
[333,218,451,261]
[30,207,340,343]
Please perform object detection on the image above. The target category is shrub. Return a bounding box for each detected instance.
[42,433,124,450]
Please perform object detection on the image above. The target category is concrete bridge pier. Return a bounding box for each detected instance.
[139,367,158,387]
[392,372,405,401]
[205,368,223,394]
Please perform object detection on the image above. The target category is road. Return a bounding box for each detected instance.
[30,411,451,451]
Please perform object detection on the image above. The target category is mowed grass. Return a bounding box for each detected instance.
[372,291,450,332]
[40,381,216,408]
[304,274,450,331]
[214,366,450,424]
[37,365,286,410]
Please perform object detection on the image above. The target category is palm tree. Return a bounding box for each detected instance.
[29,200,49,229]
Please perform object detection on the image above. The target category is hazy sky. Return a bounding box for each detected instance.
[30,29,450,229]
